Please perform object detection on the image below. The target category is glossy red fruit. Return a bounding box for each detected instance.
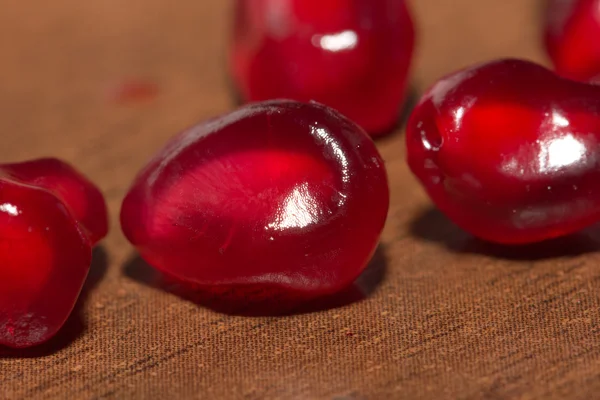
[121,100,389,297]
[544,0,600,81]
[407,58,600,245]
[0,158,108,348]
[230,0,415,135]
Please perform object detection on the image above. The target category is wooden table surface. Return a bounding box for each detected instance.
[2,1,600,399]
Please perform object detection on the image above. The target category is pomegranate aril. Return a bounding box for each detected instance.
[230,0,415,135]
[121,100,389,298]
[0,158,108,348]
[407,58,600,244]
[544,0,600,81]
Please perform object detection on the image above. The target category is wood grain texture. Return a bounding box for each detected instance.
[2,1,600,399]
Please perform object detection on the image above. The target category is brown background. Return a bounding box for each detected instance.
[1,1,599,399]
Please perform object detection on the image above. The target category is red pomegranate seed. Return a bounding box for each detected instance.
[544,0,600,81]
[406,58,600,244]
[0,158,108,348]
[107,79,159,104]
[230,0,415,135]
[121,100,389,297]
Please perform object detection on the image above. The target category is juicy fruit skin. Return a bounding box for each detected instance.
[230,0,415,135]
[545,0,600,81]
[407,59,600,244]
[0,158,108,348]
[121,100,389,296]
